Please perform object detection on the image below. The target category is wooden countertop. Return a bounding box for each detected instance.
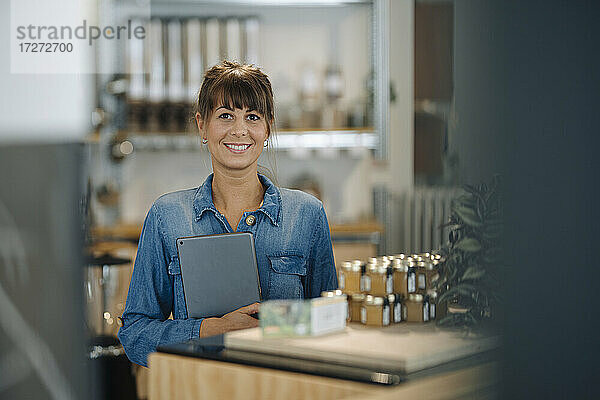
[225,323,499,374]
[148,352,498,400]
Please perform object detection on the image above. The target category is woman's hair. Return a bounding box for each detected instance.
[194,60,278,183]
[195,60,275,137]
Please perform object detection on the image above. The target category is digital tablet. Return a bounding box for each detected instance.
[176,232,262,318]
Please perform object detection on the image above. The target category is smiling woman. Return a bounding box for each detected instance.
[118,61,338,367]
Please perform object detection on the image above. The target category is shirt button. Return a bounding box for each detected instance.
[245,215,256,226]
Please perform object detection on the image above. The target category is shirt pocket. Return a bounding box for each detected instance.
[167,256,188,319]
[267,254,307,299]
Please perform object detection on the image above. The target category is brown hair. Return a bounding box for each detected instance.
[196,60,275,136]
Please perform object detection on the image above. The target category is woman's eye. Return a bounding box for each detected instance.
[218,113,233,120]
[247,114,260,121]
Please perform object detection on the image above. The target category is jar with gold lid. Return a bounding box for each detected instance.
[366,264,389,296]
[388,294,405,324]
[386,264,394,294]
[407,262,417,294]
[338,262,350,291]
[416,261,428,292]
[426,290,438,320]
[359,262,371,292]
[393,259,408,295]
[393,294,406,323]
[426,260,440,291]
[340,261,362,294]
[360,295,390,327]
[405,293,429,322]
[349,294,365,322]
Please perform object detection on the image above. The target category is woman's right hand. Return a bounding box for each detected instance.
[199,302,260,338]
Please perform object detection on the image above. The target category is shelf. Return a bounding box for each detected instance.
[126,129,377,152]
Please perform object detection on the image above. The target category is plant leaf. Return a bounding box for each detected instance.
[438,283,478,303]
[454,238,482,253]
[461,266,486,281]
[454,205,483,228]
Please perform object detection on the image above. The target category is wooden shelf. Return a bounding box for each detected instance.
[124,129,377,152]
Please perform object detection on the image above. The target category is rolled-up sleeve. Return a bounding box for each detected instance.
[117,203,203,367]
[305,205,339,298]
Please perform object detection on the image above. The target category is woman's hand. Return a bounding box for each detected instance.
[199,302,260,338]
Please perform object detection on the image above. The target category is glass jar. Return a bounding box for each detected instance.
[360,295,390,327]
[393,253,407,262]
[427,260,440,291]
[387,294,401,324]
[405,293,429,322]
[367,264,388,296]
[359,262,371,292]
[407,262,417,294]
[393,259,408,295]
[426,290,438,320]
[341,261,362,294]
[386,264,394,294]
[349,294,365,322]
[416,261,427,292]
[338,261,350,291]
[393,294,406,323]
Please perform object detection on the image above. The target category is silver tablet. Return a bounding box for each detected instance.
[176,232,262,318]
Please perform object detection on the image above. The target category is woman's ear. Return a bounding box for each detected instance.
[195,112,206,139]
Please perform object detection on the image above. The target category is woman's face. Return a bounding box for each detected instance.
[196,106,269,173]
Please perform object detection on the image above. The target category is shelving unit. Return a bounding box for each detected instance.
[126,128,377,152]
[92,0,391,225]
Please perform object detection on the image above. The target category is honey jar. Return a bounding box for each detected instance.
[359,262,371,292]
[427,260,440,290]
[407,262,417,294]
[405,293,429,322]
[340,261,362,294]
[426,290,438,320]
[349,294,365,322]
[360,295,390,327]
[367,264,390,296]
[338,262,350,291]
[393,259,408,295]
[388,294,405,324]
[394,294,407,323]
[416,261,427,292]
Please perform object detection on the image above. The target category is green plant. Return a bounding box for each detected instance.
[435,175,502,328]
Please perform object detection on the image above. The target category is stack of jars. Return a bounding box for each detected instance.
[337,253,444,327]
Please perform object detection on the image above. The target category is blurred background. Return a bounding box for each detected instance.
[1,0,600,399]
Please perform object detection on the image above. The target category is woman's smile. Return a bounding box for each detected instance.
[223,142,253,153]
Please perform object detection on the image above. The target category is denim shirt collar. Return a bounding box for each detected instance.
[193,173,281,226]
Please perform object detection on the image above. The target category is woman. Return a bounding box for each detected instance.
[118,61,338,367]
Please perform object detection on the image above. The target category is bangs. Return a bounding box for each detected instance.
[206,73,272,119]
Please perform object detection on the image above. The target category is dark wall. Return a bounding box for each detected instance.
[452,1,506,185]
[0,143,95,400]
[455,1,600,398]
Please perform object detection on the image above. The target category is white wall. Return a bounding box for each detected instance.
[114,1,415,225]
[0,0,94,142]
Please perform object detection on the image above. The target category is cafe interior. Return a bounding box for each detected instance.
[1,0,599,399]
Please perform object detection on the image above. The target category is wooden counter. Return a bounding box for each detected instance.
[148,354,498,400]
[148,324,500,400]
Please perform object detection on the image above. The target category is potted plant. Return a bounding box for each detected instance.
[434,175,502,328]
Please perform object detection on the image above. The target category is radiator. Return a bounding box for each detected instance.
[374,187,462,255]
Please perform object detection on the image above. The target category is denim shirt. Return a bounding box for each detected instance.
[118,173,338,367]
